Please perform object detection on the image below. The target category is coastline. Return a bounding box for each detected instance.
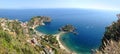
[54,32,76,54]
[33,23,46,36]
[0,17,77,54]
[33,22,76,54]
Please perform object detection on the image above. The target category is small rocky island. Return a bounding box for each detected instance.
[59,24,78,35]
[0,16,71,54]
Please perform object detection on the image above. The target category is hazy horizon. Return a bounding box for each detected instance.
[0,0,120,11]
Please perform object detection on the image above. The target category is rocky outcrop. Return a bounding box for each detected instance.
[95,14,120,54]
[59,24,78,35]
[59,24,75,32]
[28,16,51,27]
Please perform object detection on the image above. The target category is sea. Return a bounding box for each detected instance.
[0,8,119,54]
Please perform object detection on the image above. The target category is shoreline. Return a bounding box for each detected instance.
[33,23,46,36]
[33,23,76,54]
[54,32,76,54]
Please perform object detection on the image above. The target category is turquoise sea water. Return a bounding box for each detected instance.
[0,9,119,54]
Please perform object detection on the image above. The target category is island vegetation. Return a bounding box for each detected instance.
[59,24,78,35]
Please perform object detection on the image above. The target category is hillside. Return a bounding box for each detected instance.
[0,17,69,54]
[95,14,120,54]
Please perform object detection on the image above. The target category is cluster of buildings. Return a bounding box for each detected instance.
[0,18,16,32]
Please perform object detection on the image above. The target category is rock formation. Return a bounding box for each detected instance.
[59,24,78,35]
[95,14,120,54]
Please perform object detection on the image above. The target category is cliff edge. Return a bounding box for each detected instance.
[95,14,120,54]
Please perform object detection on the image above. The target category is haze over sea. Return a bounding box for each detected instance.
[0,8,119,54]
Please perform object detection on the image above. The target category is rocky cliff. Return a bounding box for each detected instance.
[95,14,120,54]
[117,14,120,19]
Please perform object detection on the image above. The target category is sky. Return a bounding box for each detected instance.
[0,0,120,10]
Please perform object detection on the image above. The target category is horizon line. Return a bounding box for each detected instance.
[0,8,119,11]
